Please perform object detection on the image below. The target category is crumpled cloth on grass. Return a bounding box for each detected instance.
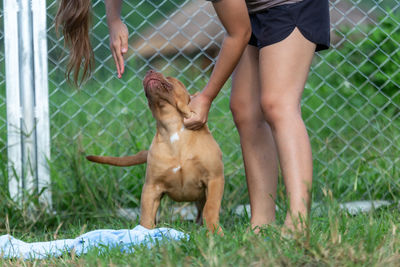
[0,225,187,259]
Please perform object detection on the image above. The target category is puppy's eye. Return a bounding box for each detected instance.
[163,83,173,91]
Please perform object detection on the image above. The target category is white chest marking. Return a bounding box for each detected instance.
[172,166,181,173]
[170,132,179,143]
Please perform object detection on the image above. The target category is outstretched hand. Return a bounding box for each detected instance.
[109,19,128,78]
[183,93,212,130]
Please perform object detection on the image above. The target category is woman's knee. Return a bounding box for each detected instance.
[260,96,300,127]
[230,97,260,127]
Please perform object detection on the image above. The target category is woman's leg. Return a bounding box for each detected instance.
[258,28,316,230]
[230,45,279,230]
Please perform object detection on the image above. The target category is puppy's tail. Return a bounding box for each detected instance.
[86,150,148,167]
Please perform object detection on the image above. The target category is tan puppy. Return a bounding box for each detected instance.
[87,70,224,234]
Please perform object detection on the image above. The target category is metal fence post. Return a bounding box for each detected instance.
[4,0,22,201]
[4,0,51,206]
[32,0,51,206]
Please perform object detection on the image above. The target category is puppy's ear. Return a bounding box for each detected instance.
[175,91,191,118]
[165,77,191,118]
[171,81,191,118]
[175,92,199,118]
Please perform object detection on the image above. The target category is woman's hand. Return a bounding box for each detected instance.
[183,93,212,130]
[108,19,128,78]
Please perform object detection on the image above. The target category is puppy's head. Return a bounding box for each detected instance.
[143,70,191,118]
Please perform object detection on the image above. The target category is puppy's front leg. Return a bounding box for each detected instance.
[203,177,224,235]
[140,183,162,229]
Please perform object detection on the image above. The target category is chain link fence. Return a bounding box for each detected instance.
[1,0,399,213]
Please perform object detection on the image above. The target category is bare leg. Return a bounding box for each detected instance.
[259,28,316,230]
[231,46,279,230]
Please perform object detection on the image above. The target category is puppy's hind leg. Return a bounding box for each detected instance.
[195,197,206,225]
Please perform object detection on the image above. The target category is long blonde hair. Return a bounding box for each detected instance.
[55,0,93,86]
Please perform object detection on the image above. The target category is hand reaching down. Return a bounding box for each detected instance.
[109,19,128,78]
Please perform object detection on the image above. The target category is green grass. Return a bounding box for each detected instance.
[0,0,399,213]
[1,201,400,266]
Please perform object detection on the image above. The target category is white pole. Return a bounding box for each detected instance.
[32,0,51,207]
[19,0,37,197]
[4,0,22,200]
[4,0,51,206]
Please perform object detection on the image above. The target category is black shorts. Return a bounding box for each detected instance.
[248,0,330,51]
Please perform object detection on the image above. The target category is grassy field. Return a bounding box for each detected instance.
[1,201,400,266]
[0,0,399,210]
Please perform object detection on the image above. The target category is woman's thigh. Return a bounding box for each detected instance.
[230,45,262,123]
[259,27,316,113]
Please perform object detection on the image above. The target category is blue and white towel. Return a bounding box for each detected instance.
[0,225,187,259]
